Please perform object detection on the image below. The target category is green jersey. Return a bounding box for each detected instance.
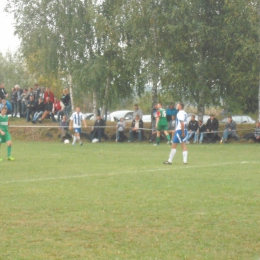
[157,108,168,126]
[0,115,9,132]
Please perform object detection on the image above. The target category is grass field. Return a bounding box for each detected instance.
[1,141,260,260]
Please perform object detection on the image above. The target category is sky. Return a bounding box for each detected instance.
[0,0,20,54]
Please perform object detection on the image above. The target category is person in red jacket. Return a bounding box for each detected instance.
[43,87,54,103]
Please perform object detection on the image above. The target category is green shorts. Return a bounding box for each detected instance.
[157,124,168,131]
[0,131,11,143]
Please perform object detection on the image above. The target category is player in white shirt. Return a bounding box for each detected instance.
[163,102,188,165]
[69,107,87,145]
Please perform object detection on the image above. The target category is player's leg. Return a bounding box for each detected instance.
[163,130,182,164]
[163,129,171,144]
[154,130,161,145]
[181,142,188,164]
[72,130,78,145]
[75,128,83,145]
[0,138,2,161]
[6,134,14,160]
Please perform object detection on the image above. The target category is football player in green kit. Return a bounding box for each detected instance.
[154,103,171,146]
[0,106,14,161]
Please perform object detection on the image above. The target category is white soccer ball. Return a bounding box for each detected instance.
[64,139,70,144]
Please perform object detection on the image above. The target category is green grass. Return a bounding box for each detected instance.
[1,141,260,260]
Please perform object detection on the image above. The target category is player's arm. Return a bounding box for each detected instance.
[155,111,160,128]
[69,119,73,130]
[82,119,87,128]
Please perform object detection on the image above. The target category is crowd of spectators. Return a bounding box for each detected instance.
[0,83,71,125]
[1,82,259,144]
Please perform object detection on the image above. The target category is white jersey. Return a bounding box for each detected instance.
[70,112,84,128]
[175,110,188,131]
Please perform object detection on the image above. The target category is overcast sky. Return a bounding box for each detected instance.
[0,0,20,54]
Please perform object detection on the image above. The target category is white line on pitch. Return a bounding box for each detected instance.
[0,161,259,185]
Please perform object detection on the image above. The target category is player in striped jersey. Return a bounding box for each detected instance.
[163,102,188,165]
[0,106,14,161]
[69,107,87,145]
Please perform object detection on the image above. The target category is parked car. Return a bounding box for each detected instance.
[142,115,152,123]
[186,114,210,124]
[84,113,94,120]
[107,110,134,121]
[221,115,256,124]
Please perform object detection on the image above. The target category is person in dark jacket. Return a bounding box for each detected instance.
[26,95,37,122]
[91,114,106,142]
[38,97,55,123]
[195,120,207,143]
[186,115,199,143]
[128,115,144,142]
[0,83,8,100]
[204,114,219,143]
[32,97,45,123]
[10,87,18,117]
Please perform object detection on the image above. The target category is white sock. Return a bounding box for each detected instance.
[168,149,176,163]
[183,151,188,163]
[72,135,76,144]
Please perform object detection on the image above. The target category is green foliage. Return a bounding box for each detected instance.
[4,0,260,114]
[0,52,35,91]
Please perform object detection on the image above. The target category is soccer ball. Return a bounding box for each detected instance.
[64,139,70,144]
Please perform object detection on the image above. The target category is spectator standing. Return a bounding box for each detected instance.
[21,88,29,118]
[52,97,61,121]
[59,115,69,142]
[128,114,143,142]
[220,116,239,143]
[26,95,37,122]
[10,87,18,117]
[57,101,65,122]
[61,88,71,117]
[33,84,40,101]
[1,99,12,115]
[133,104,143,119]
[38,86,45,100]
[44,87,54,103]
[166,102,178,129]
[204,114,219,143]
[186,115,199,143]
[149,110,157,143]
[0,83,8,100]
[15,85,23,117]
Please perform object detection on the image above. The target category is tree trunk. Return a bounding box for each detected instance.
[197,91,205,121]
[93,91,97,121]
[102,74,110,118]
[68,72,74,111]
[197,49,205,121]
